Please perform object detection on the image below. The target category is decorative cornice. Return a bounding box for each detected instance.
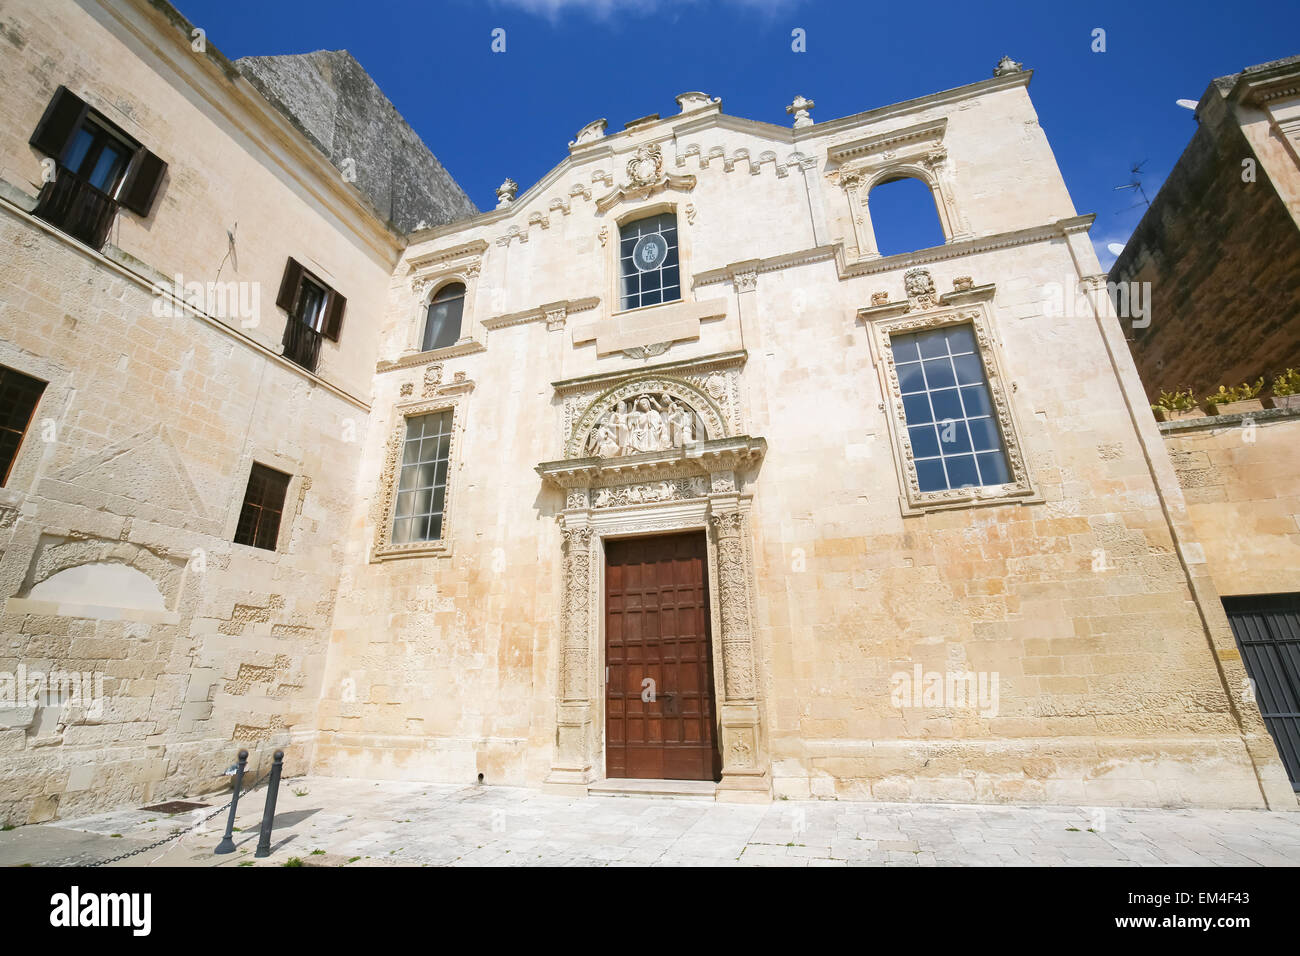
[839,216,1096,277]
[551,349,747,396]
[792,69,1033,143]
[826,118,947,164]
[695,219,1092,291]
[693,246,840,288]
[376,340,487,373]
[406,239,489,273]
[1226,58,1300,106]
[480,296,601,332]
[537,436,767,487]
[594,172,697,214]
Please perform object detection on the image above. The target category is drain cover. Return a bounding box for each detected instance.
[141,800,210,814]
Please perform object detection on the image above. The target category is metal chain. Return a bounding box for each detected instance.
[65,769,271,868]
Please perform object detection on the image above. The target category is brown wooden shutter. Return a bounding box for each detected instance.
[322,289,347,341]
[29,86,88,160]
[119,147,167,216]
[276,258,305,313]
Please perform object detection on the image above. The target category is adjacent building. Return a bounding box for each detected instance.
[1109,55,1300,399]
[1110,55,1300,796]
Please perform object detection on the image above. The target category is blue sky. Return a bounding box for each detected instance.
[176,0,1299,268]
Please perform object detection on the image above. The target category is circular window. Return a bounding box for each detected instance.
[631,233,669,272]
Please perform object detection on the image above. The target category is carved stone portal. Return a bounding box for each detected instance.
[539,358,769,800]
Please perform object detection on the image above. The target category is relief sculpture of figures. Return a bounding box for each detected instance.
[585,392,702,457]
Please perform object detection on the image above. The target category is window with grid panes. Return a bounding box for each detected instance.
[0,365,46,486]
[891,325,1011,493]
[619,212,679,310]
[233,463,291,551]
[392,410,452,544]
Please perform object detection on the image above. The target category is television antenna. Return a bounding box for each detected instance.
[1113,160,1151,213]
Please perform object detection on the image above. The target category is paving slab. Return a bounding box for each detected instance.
[2,776,1298,867]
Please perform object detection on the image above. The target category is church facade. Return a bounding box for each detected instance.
[0,0,1293,825]
[315,67,1294,807]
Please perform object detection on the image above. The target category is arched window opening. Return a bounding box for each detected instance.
[422,282,465,352]
[868,176,945,257]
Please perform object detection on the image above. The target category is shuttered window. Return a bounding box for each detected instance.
[233,463,292,551]
[0,365,47,487]
[276,258,346,338]
[276,258,346,373]
[29,86,166,247]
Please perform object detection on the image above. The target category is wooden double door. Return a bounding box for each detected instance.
[605,532,721,781]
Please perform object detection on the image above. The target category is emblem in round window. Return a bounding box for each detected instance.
[632,233,669,272]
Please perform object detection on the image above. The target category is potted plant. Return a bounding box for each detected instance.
[1263,368,1300,411]
[1150,388,1203,422]
[1203,378,1265,416]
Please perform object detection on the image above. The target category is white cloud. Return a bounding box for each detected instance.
[489,0,799,21]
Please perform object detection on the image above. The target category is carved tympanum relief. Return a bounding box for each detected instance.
[564,370,738,460]
[583,392,705,458]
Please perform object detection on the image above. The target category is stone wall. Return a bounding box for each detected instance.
[1161,408,1300,597]
[1108,67,1300,401]
[0,211,361,823]
[237,50,479,233]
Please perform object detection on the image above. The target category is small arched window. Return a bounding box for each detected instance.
[422,282,465,352]
[868,176,945,257]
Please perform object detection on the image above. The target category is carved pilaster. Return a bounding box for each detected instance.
[546,524,595,792]
[560,526,594,702]
[708,508,769,800]
[709,510,756,701]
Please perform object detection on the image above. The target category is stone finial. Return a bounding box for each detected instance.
[496,178,518,209]
[871,291,889,306]
[569,118,607,148]
[676,91,719,114]
[786,95,815,128]
[993,55,1024,77]
[953,276,974,292]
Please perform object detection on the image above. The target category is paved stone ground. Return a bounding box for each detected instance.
[2,776,1298,867]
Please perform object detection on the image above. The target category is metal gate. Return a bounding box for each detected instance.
[1223,594,1300,790]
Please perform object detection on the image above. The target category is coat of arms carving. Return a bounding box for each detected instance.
[903,268,940,311]
[626,144,664,188]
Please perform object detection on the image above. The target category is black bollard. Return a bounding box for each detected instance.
[214,748,249,854]
[253,750,284,859]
